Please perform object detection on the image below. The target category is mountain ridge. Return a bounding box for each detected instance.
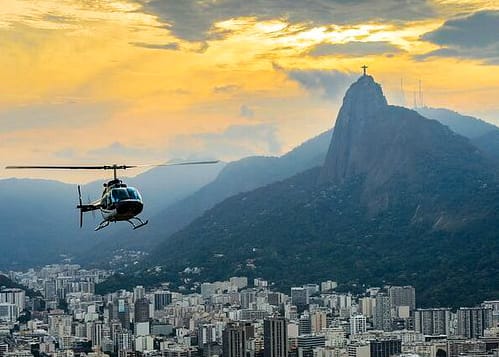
[98,75,499,307]
[81,130,333,265]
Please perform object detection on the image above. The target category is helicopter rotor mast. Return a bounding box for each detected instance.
[103,164,126,181]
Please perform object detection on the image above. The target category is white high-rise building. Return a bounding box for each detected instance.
[359,297,376,318]
[321,281,338,292]
[350,314,367,336]
[311,311,328,333]
[136,335,154,352]
[229,277,248,290]
[133,286,145,302]
[337,294,353,318]
[457,307,493,338]
[414,308,452,336]
[0,303,19,322]
[303,284,320,296]
[0,288,25,311]
[48,313,72,338]
[374,293,392,332]
[92,321,104,348]
[198,323,217,345]
[348,343,370,357]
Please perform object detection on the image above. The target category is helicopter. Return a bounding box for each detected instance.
[5,161,218,231]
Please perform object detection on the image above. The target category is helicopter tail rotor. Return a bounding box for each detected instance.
[76,185,101,228]
[77,185,83,228]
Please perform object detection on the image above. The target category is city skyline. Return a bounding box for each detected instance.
[1,265,498,356]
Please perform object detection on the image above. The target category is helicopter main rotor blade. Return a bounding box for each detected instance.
[5,165,112,170]
[129,160,220,168]
[5,161,219,170]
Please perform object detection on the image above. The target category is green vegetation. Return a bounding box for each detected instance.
[98,161,499,308]
[96,102,499,308]
[0,274,41,298]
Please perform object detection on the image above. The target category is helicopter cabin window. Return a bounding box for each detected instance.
[111,187,142,202]
[126,187,141,200]
[111,188,128,202]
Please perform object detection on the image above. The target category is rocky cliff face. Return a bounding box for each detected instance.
[319,75,494,217]
[319,75,387,184]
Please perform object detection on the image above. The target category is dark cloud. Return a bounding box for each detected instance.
[43,13,77,25]
[129,41,180,50]
[213,84,240,94]
[418,10,499,64]
[240,105,255,119]
[129,41,209,53]
[309,41,403,57]
[137,0,433,42]
[284,69,358,101]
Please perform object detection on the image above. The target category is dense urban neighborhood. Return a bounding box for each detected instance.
[1,265,498,357]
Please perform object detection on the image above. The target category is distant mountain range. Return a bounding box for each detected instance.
[98,76,499,308]
[416,107,499,161]
[84,106,499,266]
[0,129,332,269]
[81,129,333,265]
[1,80,498,294]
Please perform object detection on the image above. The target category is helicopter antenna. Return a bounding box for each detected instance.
[77,185,83,228]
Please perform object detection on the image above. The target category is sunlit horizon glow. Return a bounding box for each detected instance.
[1,0,498,183]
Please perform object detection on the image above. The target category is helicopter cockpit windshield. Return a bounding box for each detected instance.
[111,187,142,203]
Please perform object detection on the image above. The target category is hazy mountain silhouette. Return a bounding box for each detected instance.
[148,129,332,240]
[81,130,332,264]
[416,107,497,139]
[416,106,499,160]
[102,75,499,307]
[473,130,499,161]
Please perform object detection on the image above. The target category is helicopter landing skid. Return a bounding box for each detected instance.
[94,220,110,232]
[127,217,149,230]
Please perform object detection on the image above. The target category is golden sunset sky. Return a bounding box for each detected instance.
[1,0,498,182]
